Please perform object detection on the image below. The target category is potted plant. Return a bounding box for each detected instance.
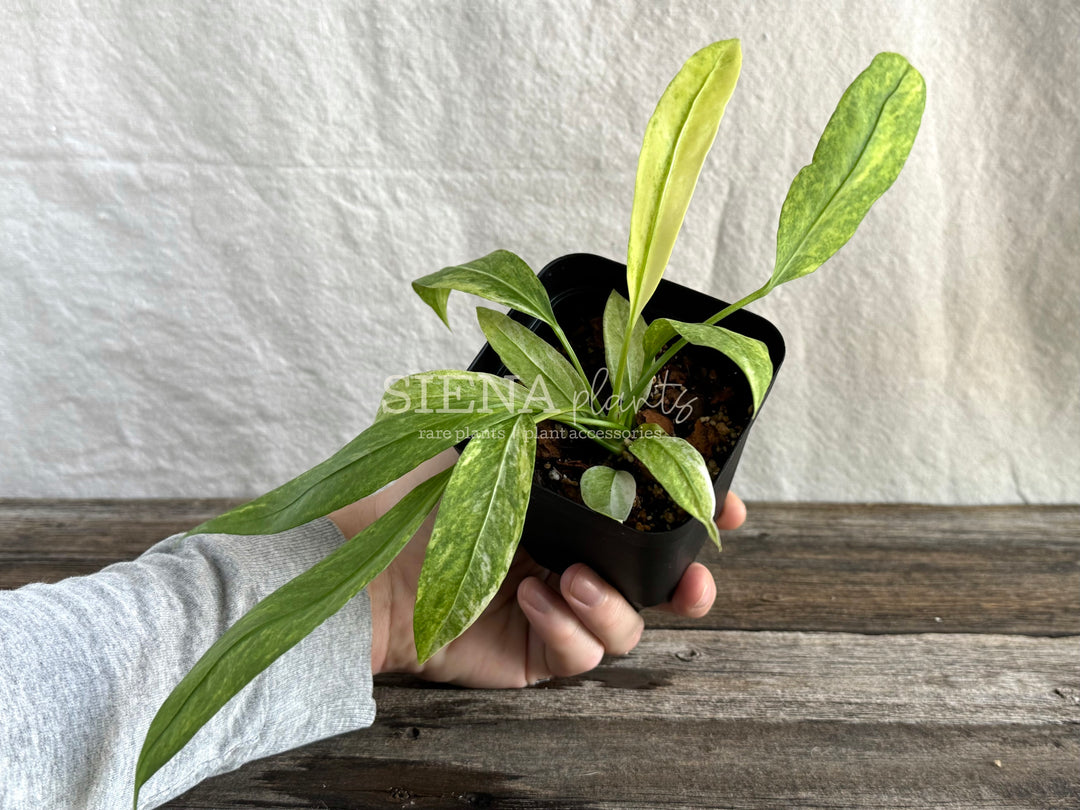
[459,250,786,608]
[133,38,924,804]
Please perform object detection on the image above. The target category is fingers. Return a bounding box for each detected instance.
[515,491,743,682]
[658,490,736,617]
[517,565,645,681]
[662,562,716,618]
[561,564,644,656]
[716,490,746,531]
[656,491,737,616]
[518,577,605,680]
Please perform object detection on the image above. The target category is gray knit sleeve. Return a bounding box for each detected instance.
[0,517,377,809]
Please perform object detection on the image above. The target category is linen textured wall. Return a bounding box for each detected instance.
[2,1,1077,502]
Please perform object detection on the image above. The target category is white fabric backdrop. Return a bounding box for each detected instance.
[2,1,1078,502]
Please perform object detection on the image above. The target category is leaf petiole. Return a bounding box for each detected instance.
[551,415,627,455]
[627,283,770,404]
[551,322,601,411]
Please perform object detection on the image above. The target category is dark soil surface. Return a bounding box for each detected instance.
[534,312,753,532]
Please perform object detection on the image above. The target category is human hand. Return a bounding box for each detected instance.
[330,449,746,688]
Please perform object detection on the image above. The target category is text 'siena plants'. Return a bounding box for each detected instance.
[135,40,925,805]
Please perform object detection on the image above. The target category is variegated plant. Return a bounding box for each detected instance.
[135,40,925,805]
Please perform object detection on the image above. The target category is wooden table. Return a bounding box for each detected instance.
[3,501,1078,809]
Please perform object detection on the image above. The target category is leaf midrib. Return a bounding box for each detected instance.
[774,65,910,281]
[494,320,579,407]
[635,47,727,304]
[424,261,553,323]
[428,418,527,645]
[656,440,711,515]
[212,410,509,533]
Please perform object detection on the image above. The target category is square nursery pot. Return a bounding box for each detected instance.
[466,253,785,608]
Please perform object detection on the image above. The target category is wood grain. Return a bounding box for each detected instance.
[0,498,241,587]
[5,500,1077,809]
[162,630,1080,810]
[646,503,1080,636]
[4,501,1077,636]
[368,631,1079,726]
[164,720,1078,809]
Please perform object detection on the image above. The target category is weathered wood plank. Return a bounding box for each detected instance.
[645,504,1080,636]
[0,498,242,586]
[3,501,1078,636]
[161,626,1080,810]
[4,502,1075,808]
[162,631,1079,807]
[372,631,1080,726]
[163,719,1079,810]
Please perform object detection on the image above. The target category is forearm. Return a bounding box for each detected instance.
[0,518,376,809]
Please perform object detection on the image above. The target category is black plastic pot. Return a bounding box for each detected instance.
[466,253,785,608]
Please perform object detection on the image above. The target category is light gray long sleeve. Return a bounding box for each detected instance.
[0,517,377,809]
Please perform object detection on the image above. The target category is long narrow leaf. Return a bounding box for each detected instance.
[626,39,741,325]
[476,308,592,413]
[413,413,536,662]
[772,52,925,288]
[134,467,452,808]
[412,250,557,330]
[629,433,719,547]
[647,318,773,414]
[189,408,512,537]
[602,291,646,394]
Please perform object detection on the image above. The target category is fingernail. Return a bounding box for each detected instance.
[521,581,553,614]
[569,569,604,607]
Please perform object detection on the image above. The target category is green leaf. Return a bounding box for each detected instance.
[647,318,773,414]
[603,291,646,393]
[772,52,925,288]
[629,433,720,548]
[134,467,452,809]
[376,370,533,422]
[413,413,536,662]
[476,308,593,414]
[412,250,557,330]
[411,252,590,393]
[189,408,513,537]
[626,39,742,326]
[580,465,637,523]
[636,422,668,438]
[642,318,678,363]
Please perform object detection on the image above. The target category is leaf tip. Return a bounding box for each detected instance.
[133,755,151,810]
[414,621,449,667]
[412,281,453,330]
[706,516,721,549]
[412,608,441,665]
[474,305,499,331]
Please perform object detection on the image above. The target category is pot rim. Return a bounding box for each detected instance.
[465,252,786,544]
